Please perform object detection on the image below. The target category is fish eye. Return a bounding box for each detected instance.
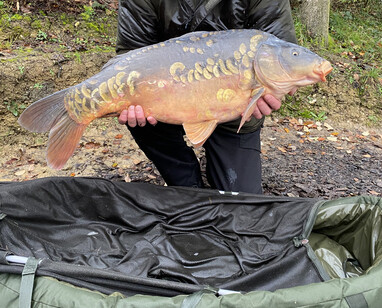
[292,50,299,57]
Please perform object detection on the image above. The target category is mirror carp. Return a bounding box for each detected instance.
[18,29,332,169]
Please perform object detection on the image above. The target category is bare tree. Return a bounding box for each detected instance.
[300,0,331,46]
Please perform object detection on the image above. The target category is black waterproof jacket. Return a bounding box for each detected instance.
[116,0,297,132]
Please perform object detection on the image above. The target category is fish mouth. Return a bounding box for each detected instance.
[314,60,333,82]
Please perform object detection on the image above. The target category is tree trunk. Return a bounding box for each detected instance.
[300,0,331,46]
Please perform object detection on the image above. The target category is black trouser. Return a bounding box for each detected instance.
[127,122,262,194]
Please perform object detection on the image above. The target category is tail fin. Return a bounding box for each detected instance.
[18,89,86,169]
[18,89,69,133]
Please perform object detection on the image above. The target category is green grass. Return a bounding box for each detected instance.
[3,101,27,117]
[295,5,381,69]
[277,91,329,121]
[0,2,117,52]
[284,4,382,121]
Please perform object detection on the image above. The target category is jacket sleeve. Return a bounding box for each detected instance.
[116,0,160,54]
[246,0,297,44]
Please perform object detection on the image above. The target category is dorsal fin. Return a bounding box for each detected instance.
[101,53,129,70]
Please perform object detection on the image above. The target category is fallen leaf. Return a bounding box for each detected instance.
[114,134,123,139]
[363,154,371,158]
[356,134,367,139]
[15,170,26,176]
[336,187,348,192]
[124,174,131,182]
[289,118,299,125]
[278,147,287,153]
[70,173,76,177]
[84,142,100,149]
[376,180,382,188]
[112,162,118,168]
[6,158,18,165]
[369,190,380,196]
[284,128,290,133]
[133,158,142,165]
[295,183,311,193]
[303,120,314,126]
[331,132,339,136]
[324,123,334,131]
[327,136,338,142]
[362,131,370,137]
[318,137,326,141]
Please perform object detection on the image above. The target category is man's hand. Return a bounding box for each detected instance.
[118,105,157,127]
[251,95,281,119]
[251,89,297,120]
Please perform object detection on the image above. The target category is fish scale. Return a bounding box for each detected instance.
[65,30,259,124]
[18,29,332,169]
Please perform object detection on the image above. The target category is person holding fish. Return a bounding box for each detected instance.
[116,0,298,194]
[18,1,331,187]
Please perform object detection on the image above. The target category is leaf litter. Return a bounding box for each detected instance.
[0,116,381,199]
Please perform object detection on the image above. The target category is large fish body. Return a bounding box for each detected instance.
[18,29,332,169]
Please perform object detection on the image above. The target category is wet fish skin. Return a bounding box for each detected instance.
[18,29,332,169]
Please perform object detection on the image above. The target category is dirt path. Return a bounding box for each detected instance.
[1,116,381,199]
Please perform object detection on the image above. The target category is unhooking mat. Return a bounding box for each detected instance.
[0,177,381,307]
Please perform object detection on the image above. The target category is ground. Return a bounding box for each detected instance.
[0,2,381,199]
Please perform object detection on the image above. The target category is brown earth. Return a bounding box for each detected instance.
[0,47,381,199]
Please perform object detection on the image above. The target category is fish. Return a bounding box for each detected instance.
[18,29,332,169]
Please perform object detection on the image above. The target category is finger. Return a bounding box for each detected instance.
[288,87,298,96]
[118,109,128,124]
[147,116,158,126]
[256,98,273,116]
[252,103,263,119]
[127,105,137,127]
[262,94,281,111]
[135,105,147,127]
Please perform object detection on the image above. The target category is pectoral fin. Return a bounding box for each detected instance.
[237,87,265,133]
[183,120,218,147]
